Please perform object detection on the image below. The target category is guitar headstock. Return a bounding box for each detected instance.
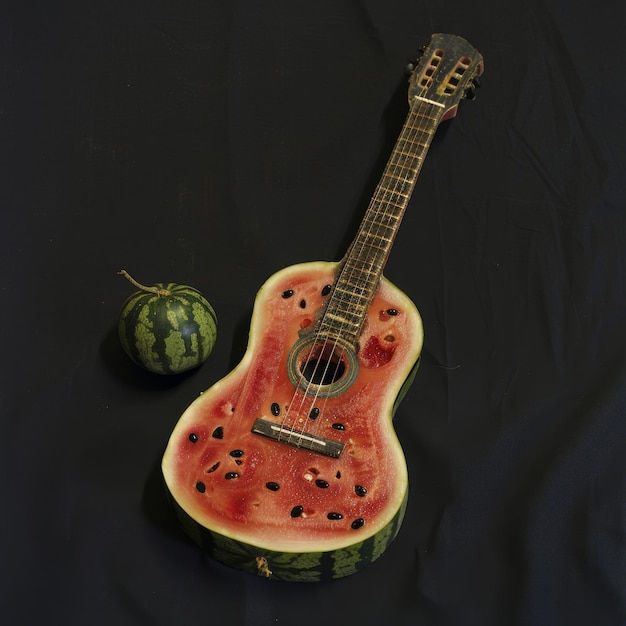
[407,33,484,121]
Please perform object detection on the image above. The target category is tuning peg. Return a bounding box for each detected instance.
[405,45,427,76]
[464,76,482,100]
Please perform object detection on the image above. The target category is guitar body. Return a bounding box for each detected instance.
[162,261,423,581]
[161,33,483,581]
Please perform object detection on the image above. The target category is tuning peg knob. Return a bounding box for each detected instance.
[405,44,427,76]
[464,76,482,100]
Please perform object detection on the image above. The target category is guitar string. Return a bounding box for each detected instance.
[279,82,438,448]
[278,87,436,447]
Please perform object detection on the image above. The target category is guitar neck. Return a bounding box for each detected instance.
[319,98,446,344]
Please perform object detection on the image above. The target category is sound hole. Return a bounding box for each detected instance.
[300,345,346,386]
[287,335,359,398]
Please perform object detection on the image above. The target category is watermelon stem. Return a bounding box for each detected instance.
[118,270,171,297]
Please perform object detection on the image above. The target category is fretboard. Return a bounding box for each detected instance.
[319,97,446,345]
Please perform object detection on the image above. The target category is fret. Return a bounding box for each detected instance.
[320,315,361,336]
[404,119,440,132]
[402,115,438,131]
[393,147,425,158]
[356,230,393,245]
[335,298,366,313]
[378,180,411,195]
[334,303,366,321]
[356,220,396,237]
[339,267,380,285]
[340,258,378,275]
[371,191,408,209]
[327,307,367,327]
[332,287,370,306]
[396,130,433,145]
[325,307,359,325]
[382,161,416,176]
[384,170,418,188]
[324,309,363,326]
[363,209,399,222]
[395,136,431,152]
[342,258,385,279]
[388,147,422,162]
[359,220,395,239]
[392,152,419,164]
[370,196,409,215]
[344,248,386,266]
[327,292,370,310]
[383,171,413,192]
[328,306,363,324]
[336,285,377,305]
[374,200,406,214]
[354,237,394,255]
[388,150,423,163]
[334,279,372,293]
[387,158,420,174]
[337,277,371,293]
[354,235,391,253]
[377,184,410,198]
[386,161,420,176]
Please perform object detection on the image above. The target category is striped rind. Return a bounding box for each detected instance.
[165,478,408,582]
[118,284,217,375]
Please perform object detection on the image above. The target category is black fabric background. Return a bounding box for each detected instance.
[2,1,625,625]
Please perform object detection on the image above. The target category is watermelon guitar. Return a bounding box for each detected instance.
[162,33,483,582]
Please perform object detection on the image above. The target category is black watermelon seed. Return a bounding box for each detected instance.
[327,512,343,520]
[332,423,345,430]
[387,308,399,316]
[321,284,332,296]
[315,479,329,489]
[234,459,243,465]
[309,407,320,420]
[229,449,244,457]
[290,505,304,518]
[195,481,206,493]
[207,462,220,473]
[336,471,341,479]
[299,299,306,308]
[212,426,224,439]
[282,289,294,299]
[271,402,281,416]
[225,472,239,480]
[188,433,198,443]
[351,518,365,529]
[266,482,280,491]
[355,484,368,497]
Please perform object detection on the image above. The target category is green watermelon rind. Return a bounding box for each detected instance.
[118,284,218,375]
[165,479,408,582]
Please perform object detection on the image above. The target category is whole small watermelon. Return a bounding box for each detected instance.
[118,270,217,375]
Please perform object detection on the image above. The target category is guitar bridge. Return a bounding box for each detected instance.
[251,418,345,458]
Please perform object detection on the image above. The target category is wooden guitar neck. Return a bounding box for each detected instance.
[323,100,446,346]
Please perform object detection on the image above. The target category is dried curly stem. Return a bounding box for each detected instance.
[118,270,171,296]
